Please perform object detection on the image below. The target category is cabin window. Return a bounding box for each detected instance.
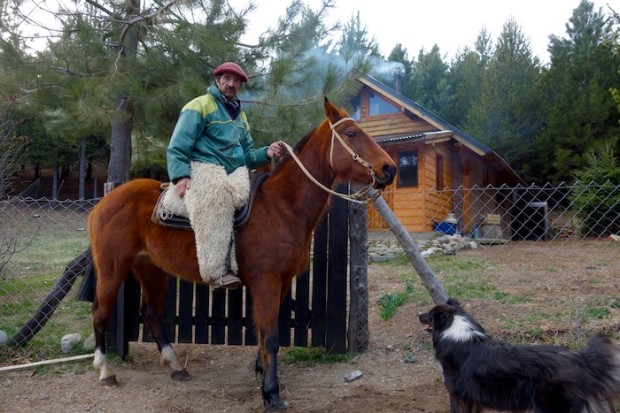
[398,150,418,187]
[350,96,361,120]
[436,154,444,190]
[369,92,399,116]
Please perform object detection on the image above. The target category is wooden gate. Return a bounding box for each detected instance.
[106,188,369,357]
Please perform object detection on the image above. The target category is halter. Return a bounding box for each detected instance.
[281,117,381,204]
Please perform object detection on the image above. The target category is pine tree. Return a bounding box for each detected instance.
[443,29,493,128]
[464,18,544,172]
[535,0,620,183]
[405,45,449,114]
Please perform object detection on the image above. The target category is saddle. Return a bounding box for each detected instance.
[151,172,269,231]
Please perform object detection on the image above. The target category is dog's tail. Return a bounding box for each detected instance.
[584,334,620,400]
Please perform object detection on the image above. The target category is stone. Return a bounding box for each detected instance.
[61,333,82,353]
[0,329,8,346]
[83,333,96,351]
[344,370,363,382]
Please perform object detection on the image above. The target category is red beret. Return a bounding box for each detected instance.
[213,62,249,82]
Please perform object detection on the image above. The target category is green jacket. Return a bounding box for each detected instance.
[167,85,270,182]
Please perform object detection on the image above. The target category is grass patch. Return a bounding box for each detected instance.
[377,291,408,321]
[580,306,611,321]
[0,273,60,297]
[0,295,93,365]
[6,227,88,278]
[281,347,354,366]
[375,253,527,320]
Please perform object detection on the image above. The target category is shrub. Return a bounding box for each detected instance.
[570,142,620,236]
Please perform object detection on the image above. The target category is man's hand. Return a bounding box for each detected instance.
[175,177,191,198]
[267,141,285,161]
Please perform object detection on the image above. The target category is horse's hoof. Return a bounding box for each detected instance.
[171,368,191,381]
[264,399,289,412]
[99,375,118,387]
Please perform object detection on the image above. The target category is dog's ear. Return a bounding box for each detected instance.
[446,297,461,307]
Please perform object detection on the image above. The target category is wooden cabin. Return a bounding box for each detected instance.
[348,75,524,234]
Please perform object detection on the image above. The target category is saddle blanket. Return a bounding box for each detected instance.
[151,172,269,230]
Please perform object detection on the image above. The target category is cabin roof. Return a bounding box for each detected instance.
[356,75,524,185]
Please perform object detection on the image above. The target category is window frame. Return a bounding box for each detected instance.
[398,150,419,188]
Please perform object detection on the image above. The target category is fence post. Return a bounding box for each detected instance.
[325,185,349,354]
[348,197,369,352]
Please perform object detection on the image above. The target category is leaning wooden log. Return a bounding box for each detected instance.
[9,248,93,347]
[369,189,448,305]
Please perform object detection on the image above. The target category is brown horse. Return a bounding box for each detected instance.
[88,97,396,410]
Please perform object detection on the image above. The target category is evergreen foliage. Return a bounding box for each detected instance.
[0,0,619,188]
[571,142,620,236]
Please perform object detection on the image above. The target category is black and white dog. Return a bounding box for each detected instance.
[418,298,620,413]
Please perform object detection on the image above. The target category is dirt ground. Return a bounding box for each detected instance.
[1,240,619,413]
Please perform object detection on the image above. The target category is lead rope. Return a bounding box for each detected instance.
[280,117,380,204]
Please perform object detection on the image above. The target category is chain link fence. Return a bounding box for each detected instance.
[1,182,619,366]
[0,198,95,365]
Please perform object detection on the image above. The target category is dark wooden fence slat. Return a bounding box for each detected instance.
[227,288,243,345]
[311,215,328,348]
[178,280,194,343]
[211,289,226,344]
[244,291,256,345]
[162,277,177,342]
[326,189,348,354]
[126,274,142,342]
[278,289,293,347]
[293,269,310,347]
[106,282,124,356]
[141,311,153,343]
[194,284,210,344]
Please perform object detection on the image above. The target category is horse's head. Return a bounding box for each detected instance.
[323,97,396,189]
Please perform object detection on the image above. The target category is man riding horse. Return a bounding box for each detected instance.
[166,62,284,289]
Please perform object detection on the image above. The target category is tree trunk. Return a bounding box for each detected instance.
[51,164,60,201]
[105,0,140,191]
[78,137,86,200]
[370,189,448,305]
[106,98,134,190]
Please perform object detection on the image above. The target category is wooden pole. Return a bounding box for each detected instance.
[370,189,448,305]
[0,354,93,374]
[348,198,369,352]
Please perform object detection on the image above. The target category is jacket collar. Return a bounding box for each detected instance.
[209,85,241,120]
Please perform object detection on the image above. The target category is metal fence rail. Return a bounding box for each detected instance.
[1,182,619,365]
[369,181,620,243]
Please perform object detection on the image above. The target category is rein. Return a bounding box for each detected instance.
[281,117,380,204]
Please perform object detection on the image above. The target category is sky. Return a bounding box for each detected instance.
[241,0,613,64]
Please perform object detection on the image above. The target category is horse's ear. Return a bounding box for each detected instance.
[323,96,341,123]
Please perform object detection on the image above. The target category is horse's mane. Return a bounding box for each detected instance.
[269,125,317,175]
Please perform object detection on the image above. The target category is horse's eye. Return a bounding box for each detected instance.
[346,130,356,138]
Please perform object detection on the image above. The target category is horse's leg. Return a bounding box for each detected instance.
[132,257,190,381]
[92,269,126,386]
[252,276,292,411]
[253,276,293,376]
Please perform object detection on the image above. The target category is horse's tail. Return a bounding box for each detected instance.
[77,247,96,302]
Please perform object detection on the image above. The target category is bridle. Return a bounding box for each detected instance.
[280,117,381,204]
